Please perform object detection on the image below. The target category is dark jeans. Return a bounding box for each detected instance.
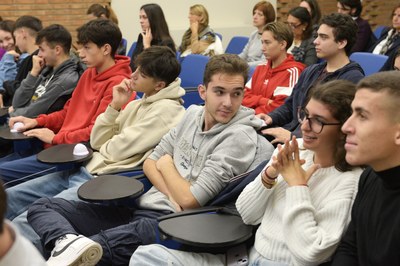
[27,198,169,266]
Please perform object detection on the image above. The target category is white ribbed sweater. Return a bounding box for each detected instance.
[236,141,363,266]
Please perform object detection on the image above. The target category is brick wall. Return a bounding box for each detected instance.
[0,0,397,41]
[0,0,111,41]
[277,0,398,29]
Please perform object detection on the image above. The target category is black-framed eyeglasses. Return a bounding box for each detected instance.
[285,22,302,29]
[297,107,341,134]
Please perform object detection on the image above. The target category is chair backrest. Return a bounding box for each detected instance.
[179,54,210,88]
[349,52,388,76]
[248,65,257,81]
[181,87,204,108]
[121,38,128,55]
[207,159,269,206]
[373,25,388,39]
[127,42,137,58]
[225,36,249,54]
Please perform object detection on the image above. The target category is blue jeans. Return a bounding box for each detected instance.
[6,166,91,220]
[130,245,290,266]
[6,167,92,253]
[0,153,58,187]
[28,198,169,265]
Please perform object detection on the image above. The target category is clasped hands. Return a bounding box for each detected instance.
[263,136,320,188]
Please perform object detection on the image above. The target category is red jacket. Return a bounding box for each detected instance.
[242,54,305,114]
[36,56,132,146]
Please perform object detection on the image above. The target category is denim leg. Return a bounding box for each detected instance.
[91,209,165,266]
[6,170,71,219]
[27,198,135,252]
[0,154,58,187]
[9,167,92,258]
[248,246,289,266]
[6,166,92,219]
[130,244,225,266]
[13,212,45,255]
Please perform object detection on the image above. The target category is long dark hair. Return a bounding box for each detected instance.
[288,6,313,40]
[301,0,321,25]
[140,3,175,46]
[306,80,356,172]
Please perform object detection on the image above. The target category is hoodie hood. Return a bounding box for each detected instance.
[142,78,185,104]
[92,55,131,82]
[268,54,305,74]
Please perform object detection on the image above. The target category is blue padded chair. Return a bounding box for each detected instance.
[373,25,388,39]
[121,38,128,55]
[179,54,210,88]
[127,42,137,58]
[225,36,249,54]
[248,65,257,81]
[181,87,204,108]
[349,52,388,76]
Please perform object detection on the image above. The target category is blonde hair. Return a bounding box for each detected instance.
[190,4,209,27]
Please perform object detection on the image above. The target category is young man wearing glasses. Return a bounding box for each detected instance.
[258,13,364,145]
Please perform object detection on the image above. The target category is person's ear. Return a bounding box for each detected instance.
[280,40,288,51]
[54,45,62,56]
[102,43,112,56]
[154,80,166,92]
[198,84,206,101]
[394,124,400,146]
[337,39,348,50]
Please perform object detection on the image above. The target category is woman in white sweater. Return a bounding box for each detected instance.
[129,79,363,266]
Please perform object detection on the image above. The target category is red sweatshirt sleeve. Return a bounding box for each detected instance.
[51,89,113,145]
[35,100,70,132]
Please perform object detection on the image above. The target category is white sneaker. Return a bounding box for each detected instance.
[47,234,103,266]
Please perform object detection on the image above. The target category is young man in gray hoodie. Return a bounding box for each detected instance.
[9,24,81,117]
[26,54,274,266]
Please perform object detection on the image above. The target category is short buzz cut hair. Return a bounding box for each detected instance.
[136,46,181,86]
[77,18,121,58]
[320,13,358,56]
[203,54,249,87]
[36,24,72,55]
[356,71,400,121]
[14,15,43,35]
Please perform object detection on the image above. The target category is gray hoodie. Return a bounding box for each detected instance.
[137,105,274,212]
[11,58,81,118]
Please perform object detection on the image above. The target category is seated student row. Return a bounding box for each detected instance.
[10,52,273,265]
[1,11,398,266]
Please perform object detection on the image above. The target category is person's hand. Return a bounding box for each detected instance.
[190,21,199,33]
[156,154,174,172]
[272,136,319,187]
[109,78,134,111]
[262,127,291,144]
[8,116,37,132]
[7,50,21,61]
[141,28,153,49]
[0,94,3,108]
[8,106,14,113]
[31,55,45,77]
[168,194,183,212]
[256,113,273,125]
[23,128,55,144]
